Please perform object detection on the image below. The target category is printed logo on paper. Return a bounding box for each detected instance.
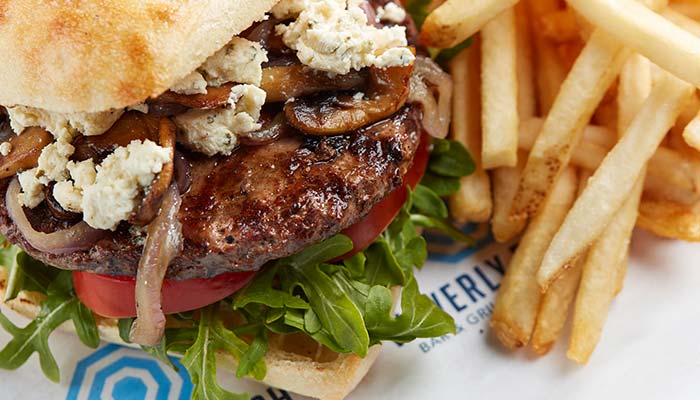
[66,344,192,400]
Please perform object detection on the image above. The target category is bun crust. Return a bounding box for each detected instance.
[0,0,279,113]
[0,269,380,400]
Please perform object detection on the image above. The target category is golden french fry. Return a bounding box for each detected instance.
[568,0,700,87]
[449,42,493,223]
[670,1,700,20]
[683,111,700,151]
[531,257,583,356]
[538,9,581,43]
[515,2,537,119]
[661,7,700,36]
[491,153,527,243]
[420,0,519,49]
[618,55,652,133]
[510,29,630,221]
[481,8,519,169]
[538,73,694,289]
[518,118,700,204]
[490,167,578,349]
[527,0,568,114]
[567,175,643,364]
[638,197,700,241]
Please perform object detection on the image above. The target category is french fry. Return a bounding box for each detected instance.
[527,0,568,114]
[683,112,700,151]
[481,8,519,169]
[618,55,652,133]
[490,167,578,349]
[510,29,630,221]
[567,175,643,364]
[661,7,700,36]
[530,169,591,356]
[609,51,653,301]
[538,73,694,289]
[491,153,527,243]
[670,1,700,20]
[518,118,700,204]
[567,0,700,87]
[420,0,519,49]
[515,2,536,120]
[449,42,493,223]
[638,196,700,241]
[538,9,581,44]
[531,255,583,356]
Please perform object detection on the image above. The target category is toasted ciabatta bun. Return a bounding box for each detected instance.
[0,268,380,400]
[0,0,279,113]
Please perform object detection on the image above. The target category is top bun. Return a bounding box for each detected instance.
[0,0,279,113]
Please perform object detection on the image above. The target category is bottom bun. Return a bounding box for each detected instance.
[0,269,380,400]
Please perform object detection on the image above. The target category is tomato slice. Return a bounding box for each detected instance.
[338,133,429,258]
[73,270,256,318]
[74,134,429,318]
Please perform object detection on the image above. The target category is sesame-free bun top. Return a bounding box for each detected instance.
[0,0,279,113]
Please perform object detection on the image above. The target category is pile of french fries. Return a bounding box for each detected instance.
[421,0,700,363]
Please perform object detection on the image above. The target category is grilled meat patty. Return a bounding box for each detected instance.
[0,105,422,279]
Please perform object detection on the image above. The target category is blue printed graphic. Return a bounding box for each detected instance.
[67,344,193,400]
[426,223,494,263]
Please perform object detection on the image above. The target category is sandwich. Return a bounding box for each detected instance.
[0,0,473,398]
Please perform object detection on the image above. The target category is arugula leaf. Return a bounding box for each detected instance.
[236,330,268,378]
[181,306,266,400]
[365,277,456,342]
[1,246,59,301]
[435,38,474,66]
[404,0,432,29]
[412,184,449,218]
[420,173,461,196]
[429,138,475,178]
[0,271,99,382]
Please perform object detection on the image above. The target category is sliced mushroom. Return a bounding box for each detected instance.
[72,111,161,161]
[0,127,53,179]
[261,65,367,103]
[149,83,235,113]
[283,62,414,135]
[128,117,176,226]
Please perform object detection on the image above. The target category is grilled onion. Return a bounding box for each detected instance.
[129,183,183,346]
[6,178,107,254]
[408,56,453,139]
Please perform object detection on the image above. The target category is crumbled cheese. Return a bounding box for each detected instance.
[172,37,269,95]
[0,142,11,156]
[52,181,83,213]
[7,106,123,140]
[174,84,266,156]
[36,140,74,182]
[53,159,97,213]
[17,168,44,208]
[376,2,406,24]
[81,140,171,230]
[277,0,415,75]
[353,92,365,100]
[170,71,209,95]
[271,0,307,19]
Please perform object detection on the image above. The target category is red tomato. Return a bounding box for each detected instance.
[73,270,256,318]
[338,133,430,258]
[75,134,429,318]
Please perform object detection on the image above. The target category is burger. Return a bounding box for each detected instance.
[0,0,472,398]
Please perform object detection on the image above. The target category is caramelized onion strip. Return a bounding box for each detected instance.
[129,184,183,346]
[6,178,108,254]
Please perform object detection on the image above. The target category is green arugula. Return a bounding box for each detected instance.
[404,0,432,29]
[0,271,99,382]
[181,306,265,400]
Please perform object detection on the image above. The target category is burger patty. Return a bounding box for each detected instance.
[0,105,422,279]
